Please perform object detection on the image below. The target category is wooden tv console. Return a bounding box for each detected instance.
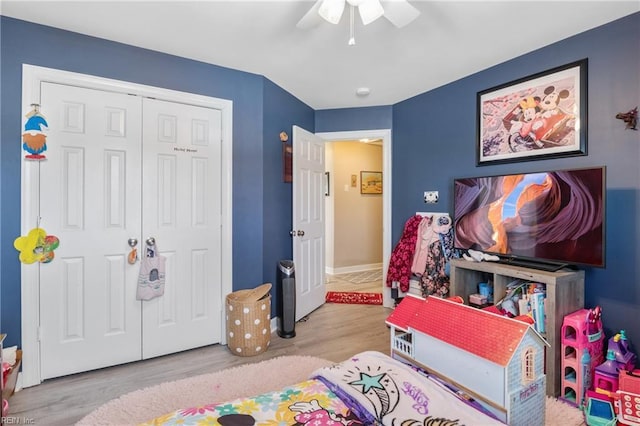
[449,258,585,397]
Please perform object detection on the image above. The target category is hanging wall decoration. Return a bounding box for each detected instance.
[22,103,49,160]
[14,227,60,264]
[616,107,638,130]
[281,131,293,183]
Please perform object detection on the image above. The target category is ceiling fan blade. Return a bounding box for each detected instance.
[296,0,324,30]
[381,0,420,28]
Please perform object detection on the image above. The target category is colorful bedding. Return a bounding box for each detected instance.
[142,351,504,425]
[141,379,361,426]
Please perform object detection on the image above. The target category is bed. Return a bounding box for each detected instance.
[141,351,504,425]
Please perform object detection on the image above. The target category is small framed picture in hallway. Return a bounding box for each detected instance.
[360,171,382,194]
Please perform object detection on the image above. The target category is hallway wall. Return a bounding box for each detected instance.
[328,141,383,272]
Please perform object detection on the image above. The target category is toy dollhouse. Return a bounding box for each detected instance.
[592,330,638,397]
[386,294,550,425]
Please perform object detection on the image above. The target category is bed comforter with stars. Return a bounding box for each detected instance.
[142,351,504,425]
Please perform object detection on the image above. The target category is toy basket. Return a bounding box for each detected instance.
[226,283,272,357]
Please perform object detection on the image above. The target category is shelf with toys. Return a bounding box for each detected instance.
[449,258,585,397]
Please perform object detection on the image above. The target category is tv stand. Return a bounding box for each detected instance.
[449,258,585,397]
[498,257,569,272]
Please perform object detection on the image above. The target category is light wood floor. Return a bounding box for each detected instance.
[9,275,388,425]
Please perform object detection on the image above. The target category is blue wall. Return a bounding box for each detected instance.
[392,13,640,347]
[262,79,314,311]
[316,105,393,132]
[0,17,310,347]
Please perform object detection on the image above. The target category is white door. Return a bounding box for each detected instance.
[39,82,143,379]
[141,98,222,358]
[38,84,222,379]
[292,126,325,320]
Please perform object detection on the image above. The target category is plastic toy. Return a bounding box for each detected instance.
[593,331,639,397]
[616,369,640,425]
[585,390,617,426]
[584,329,640,426]
[561,307,605,406]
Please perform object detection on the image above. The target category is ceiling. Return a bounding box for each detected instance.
[2,1,638,110]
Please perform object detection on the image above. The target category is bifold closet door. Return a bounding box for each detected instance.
[38,85,223,380]
[38,82,143,380]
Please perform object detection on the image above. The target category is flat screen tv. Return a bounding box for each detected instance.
[453,166,605,271]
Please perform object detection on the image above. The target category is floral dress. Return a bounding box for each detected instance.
[386,215,423,292]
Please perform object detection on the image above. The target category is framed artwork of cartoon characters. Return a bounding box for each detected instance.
[477,59,587,165]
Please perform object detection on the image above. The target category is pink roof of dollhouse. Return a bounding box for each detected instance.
[385,294,424,331]
[388,296,543,367]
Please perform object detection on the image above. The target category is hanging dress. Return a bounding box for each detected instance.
[419,216,455,298]
[386,214,423,292]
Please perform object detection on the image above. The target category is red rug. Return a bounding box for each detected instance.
[325,291,383,305]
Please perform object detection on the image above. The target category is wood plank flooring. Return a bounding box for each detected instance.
[8,275,388,425]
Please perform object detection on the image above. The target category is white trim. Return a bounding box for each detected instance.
[317,129,392,308]
[326,263,383,275]
[20,64,233,387]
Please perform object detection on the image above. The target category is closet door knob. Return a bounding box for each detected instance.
[297,230,305,236]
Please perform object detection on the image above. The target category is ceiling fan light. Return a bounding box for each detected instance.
[358,0,384,25]
[318,0,346,24]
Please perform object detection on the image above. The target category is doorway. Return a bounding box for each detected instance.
[317,129,392,307]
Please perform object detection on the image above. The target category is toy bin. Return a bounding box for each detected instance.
[226,283,272,357]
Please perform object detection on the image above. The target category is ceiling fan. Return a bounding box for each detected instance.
[297,0,420,30]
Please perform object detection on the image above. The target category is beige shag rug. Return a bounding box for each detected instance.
[78,355,585,425]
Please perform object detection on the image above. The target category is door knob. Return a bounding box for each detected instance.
[289,230,296,237]
[297,230,305,236]
[128,238,138,248]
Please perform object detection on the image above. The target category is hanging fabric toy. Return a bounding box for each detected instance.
[14,227,60,264]
[22,103,49,160]
[136,241,166,301]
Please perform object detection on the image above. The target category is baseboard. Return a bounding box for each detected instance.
[326,263,382,275]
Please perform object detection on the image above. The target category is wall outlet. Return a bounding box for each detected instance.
[424,191,439,203]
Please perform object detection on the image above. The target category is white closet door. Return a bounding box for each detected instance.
[141,98,222,358]
[39,82,143,379]
[38,85,223,380]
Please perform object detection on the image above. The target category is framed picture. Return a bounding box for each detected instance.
[360,171,382,194]
[477,59,587,165]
